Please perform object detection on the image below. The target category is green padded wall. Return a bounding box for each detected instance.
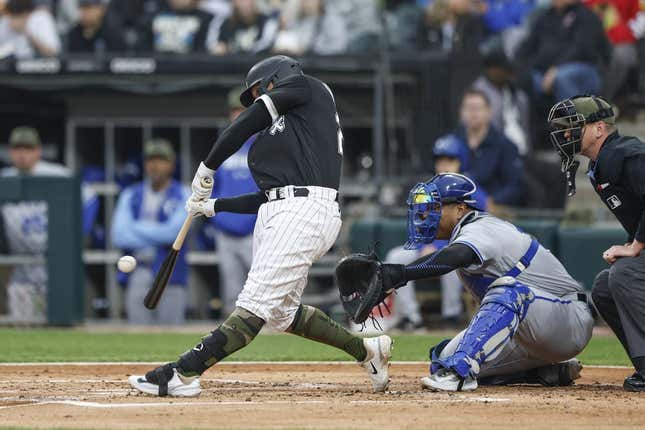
[375,219,408,257]
[558,227,627,290]
[349,220,378,253]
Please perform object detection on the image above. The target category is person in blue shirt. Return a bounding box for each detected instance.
[112,139,190,325]
[454,88,523,209]
[209,87,259,316]
[482,0,536,34]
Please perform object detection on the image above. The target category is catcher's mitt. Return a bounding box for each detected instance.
[335,251,406,325]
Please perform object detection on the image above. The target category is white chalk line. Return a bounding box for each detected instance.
[0,396,511,411]
[0,361,633,369]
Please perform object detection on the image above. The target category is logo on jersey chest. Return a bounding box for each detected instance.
[606,194,622,210]
[269,116,285,135]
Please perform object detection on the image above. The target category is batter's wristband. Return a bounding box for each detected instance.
[197,161,215,177]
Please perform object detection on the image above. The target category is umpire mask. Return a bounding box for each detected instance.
[548,95,615,196]
[404,182,442,250]
[548,98,585,173]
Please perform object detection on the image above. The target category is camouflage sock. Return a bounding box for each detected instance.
[287,304,367,361]
[176,307,264,376]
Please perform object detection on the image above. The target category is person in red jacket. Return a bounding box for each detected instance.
[585,0,645,98]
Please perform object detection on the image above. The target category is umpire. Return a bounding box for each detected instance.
[548,95,645,392]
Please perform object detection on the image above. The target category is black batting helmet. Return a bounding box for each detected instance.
[239,55,303,107]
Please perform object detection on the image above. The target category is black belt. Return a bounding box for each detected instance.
[268,187,310,201]
[577,293,588,303]
[267,187,339,202]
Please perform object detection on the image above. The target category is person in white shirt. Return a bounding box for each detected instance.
[0,0,61,58]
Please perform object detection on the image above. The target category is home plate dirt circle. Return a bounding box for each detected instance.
[0,363,643,429]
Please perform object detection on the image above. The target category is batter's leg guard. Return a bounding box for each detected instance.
[175,307,265,376]
[431,277,534,379]
[287,304,367,361]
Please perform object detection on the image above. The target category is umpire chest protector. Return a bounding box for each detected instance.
[588,133,645,241]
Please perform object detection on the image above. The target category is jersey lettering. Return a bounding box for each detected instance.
[269,116,286,135]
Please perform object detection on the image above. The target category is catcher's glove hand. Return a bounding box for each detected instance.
[335,251,406,325]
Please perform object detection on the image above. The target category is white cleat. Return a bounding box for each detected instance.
[360,335,393,392]
[129,368,201,397]
[421,369,478,392]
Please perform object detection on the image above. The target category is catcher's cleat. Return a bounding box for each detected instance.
[360,335,393,392]
[478,358,583,387]
[534,358,583,387]
[421,368,477,392]
[129,363,201,397]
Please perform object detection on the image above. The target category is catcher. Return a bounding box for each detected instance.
[337,173,594,391]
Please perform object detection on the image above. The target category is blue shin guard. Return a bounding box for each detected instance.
[431,277,535,379]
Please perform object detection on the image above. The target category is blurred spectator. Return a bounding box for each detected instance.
[0,127,69,322]
[516,0,611,102]
[480,0,537,56]
[66,0,125,54]
[209,0,278,55]
[0,0,61,58]
[55,0,80,34]
[432,133,489,207]
[385,246,425,331]
[585,0,644,99]
[141,0,213,54]
[482,0,536,34]
[105,0,164,52]
[454,88,523,208]
[111,139,190,325]
[209,87,258,316]
[383,0,422,52]
[273,0,347,55]
[332,0,381,53]
[472,50,531,154]
[417,0,485,55]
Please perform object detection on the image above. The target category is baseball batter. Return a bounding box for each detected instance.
[129,56,392,397]
[383,173,593,391]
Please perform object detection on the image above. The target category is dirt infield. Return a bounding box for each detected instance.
[0,363,643,430]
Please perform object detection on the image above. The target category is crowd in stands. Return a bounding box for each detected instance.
[1,0,644,325]
[0,1,639,60]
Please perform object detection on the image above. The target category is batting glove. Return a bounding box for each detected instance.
[186,198,217,218]
[190,162,215,201]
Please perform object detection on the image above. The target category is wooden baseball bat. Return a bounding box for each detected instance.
[143,176,212,310]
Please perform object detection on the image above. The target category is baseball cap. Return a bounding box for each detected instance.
[9,126,41,147]
[228,86,246,110]
[571,95,616,125]
[144,139,176,162]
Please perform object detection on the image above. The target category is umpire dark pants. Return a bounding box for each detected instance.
[592,252,645,363]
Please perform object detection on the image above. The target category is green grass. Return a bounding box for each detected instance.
[0,328,631,366]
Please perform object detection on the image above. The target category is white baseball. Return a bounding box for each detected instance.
[117,255,137,273]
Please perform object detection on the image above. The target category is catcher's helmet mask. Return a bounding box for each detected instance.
[404,173,479,250]
[239,55,303,107]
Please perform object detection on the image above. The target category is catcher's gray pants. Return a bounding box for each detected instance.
[125,267,186,325]
[592,252,645,360]
[215,231,254,315]
[439,287,593,377]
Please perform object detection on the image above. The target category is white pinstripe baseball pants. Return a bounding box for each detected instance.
[236,187,342,331]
